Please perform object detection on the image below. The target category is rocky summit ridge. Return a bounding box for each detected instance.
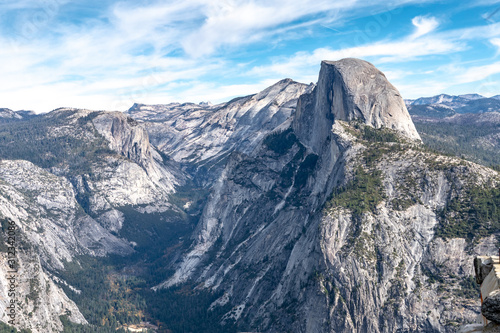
[293,59,420,154]
[156,59,498,332]
[0,58,498,333]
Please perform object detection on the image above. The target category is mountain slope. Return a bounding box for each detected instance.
[0,82,316,332]
[405,93,500,167]
[406,94,500,118]
[413,112,500,167]
[0,109,191,332]
[0,108,36,123]
[161,59,499,332]
[126,79,313,182]
[0,58,498,333]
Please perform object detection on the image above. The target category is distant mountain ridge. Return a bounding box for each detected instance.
[404,93,500,118]
[0,108,36,122]
[406,93,485,106]
[402,93,500,167]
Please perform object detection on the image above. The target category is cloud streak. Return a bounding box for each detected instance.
[410,16,439,39]
[0,0,499,112]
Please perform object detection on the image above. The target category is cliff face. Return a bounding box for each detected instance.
[0,233,87,332]
[0,160,118,331]
[293,59,420,154]
[127,79,313,182]
[0,109,187,332]
[0,58,498,333]
[161,59,499,332]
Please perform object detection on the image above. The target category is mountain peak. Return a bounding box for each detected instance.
[459,93,484,100]
[293,58,421,153]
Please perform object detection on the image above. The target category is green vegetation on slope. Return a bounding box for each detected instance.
[0,110,115,172]
[414,121,500,167]
[55,187,231,333]
[325,166,385,216]
[58,256,144,332]
[361,125,400,143]
[56,255,236,333]
[324,123,406,216]
[435,184,500,241]
[0,322,31,333]
[144,285,236,333]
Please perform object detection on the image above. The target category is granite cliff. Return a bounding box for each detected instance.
[160,59,499,332]
[0,59,498,332]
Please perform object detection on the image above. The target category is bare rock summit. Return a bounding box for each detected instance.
[294,58,421,153]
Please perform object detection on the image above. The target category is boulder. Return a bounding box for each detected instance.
[483,289,500,324]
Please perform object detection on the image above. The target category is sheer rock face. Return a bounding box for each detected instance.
[91,111,184,195]
[92,112,152,168]
[0,110,186,332]
[0,239,87,332]
[293,59,420,154]
[0,160,132,332]
[0,160,134,269]
[0,58,498,333]
[127,79,314,182]
[161,59,498,333]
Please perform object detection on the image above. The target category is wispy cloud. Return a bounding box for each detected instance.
[410,16,439,39]
[248,33,464,82]
[181,0,357,57]
[0,0,499,112]
[491,38,500,54]
[454,61,500,84]
[246,13,500,99]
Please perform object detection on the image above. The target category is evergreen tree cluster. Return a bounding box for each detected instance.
[414,121,500,166]
[0,110,115,173]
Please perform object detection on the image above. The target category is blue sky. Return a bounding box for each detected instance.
[1,0,500,113]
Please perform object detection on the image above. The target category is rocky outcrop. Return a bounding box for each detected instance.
[34,108,187,219]
[0,109,35,122]
[483,290,500,324]
[161,58,498,332]
[0,109,188,332]
[0,158,135,332]
[476,256,498,285]
[0,160,133,268]
[293,59,420,154]
[92,111,152,168]
[0,233,87,332]
[458,256,500,332]
[0,108,22,120]
[127,79,314,181]
[477,257,500,325]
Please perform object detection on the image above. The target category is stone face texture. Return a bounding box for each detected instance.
[484,290,500,324]
[293,58,421,154]
[476,256,496,284]
[0,109,185,332]
[1,58,499,332]
[161,59,499,332]
[480,261,500,327]
[127,79,314,179]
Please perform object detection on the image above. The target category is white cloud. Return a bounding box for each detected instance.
[491,38,500,54]
[181,0,358,57]
[0,0,498,112]
[249,37,463,83]
[180,0,441,57]
[246,15,500,99]
[454,62,500,84]
[410,16,439,39]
